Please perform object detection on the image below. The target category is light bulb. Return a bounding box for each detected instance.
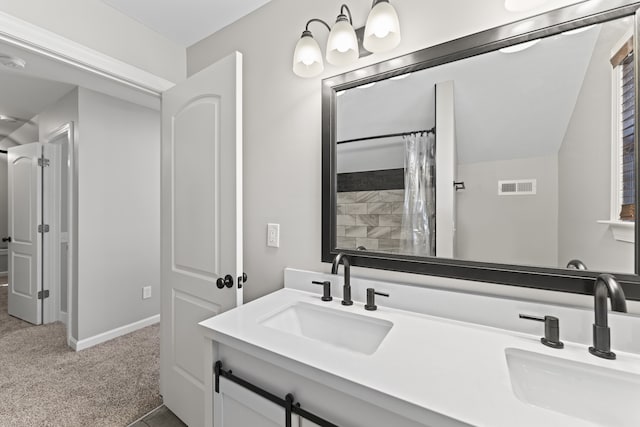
[499,39,540,54]
[293,32,324,78]
[326,17,358,66]
[364,1,401,53]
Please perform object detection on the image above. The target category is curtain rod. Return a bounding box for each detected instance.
[337,127,435,145]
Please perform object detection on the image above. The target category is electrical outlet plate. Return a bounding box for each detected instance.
[267,223,280,248]
[142,286,152,299]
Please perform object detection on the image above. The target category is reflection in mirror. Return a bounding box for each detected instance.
[335,15,635,274]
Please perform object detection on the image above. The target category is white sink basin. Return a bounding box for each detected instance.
[259,302,393,355]
[505,348,640,426]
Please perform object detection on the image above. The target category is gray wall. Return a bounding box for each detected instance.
[456,155,559,267]
[558,22,634,274]
[76,88,160,340]
[38,87,160,341]
[186,0,639,313]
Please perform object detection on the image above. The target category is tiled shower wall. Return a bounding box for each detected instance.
[336,189,406,253]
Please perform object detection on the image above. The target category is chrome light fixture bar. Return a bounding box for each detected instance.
[292,1,401,78]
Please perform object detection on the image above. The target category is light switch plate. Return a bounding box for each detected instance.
[267,223,280,248]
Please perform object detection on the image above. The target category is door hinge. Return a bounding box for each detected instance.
[37,290,50,299]
[38,158,50,167]
[38,224,50,233]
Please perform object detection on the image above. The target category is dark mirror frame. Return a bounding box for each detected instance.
[322,0,640,301]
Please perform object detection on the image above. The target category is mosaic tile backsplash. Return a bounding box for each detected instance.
[336,189,407,253]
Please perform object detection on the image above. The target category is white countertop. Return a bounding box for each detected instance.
[200,287,640,427]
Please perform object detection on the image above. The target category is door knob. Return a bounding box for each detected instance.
[237,272,248,289]
[1,236,11,243]
[216,275,234,289]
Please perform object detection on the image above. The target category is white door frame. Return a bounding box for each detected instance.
[0,11,174,94]
[0,10,173,345]
[46,122,75,346]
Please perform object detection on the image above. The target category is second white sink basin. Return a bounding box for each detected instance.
[505,348,640,426]
[259,302,393,355]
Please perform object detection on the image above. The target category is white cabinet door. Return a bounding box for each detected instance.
[160,51,243,427]
[215,377,284,427]
[7,143,43,325]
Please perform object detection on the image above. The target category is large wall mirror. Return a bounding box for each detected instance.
[322,0,640,300]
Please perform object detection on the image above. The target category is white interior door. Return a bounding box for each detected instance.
[7,143,43,325]
[161,51,243,427]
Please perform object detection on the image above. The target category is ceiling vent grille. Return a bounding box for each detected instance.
[498,179,537,195]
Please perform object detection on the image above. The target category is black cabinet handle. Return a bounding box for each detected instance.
[2,236,11,243]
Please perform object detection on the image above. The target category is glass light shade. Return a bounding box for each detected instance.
[363,1,401,53]
[504,0,547,12]
[499,39,540,54]
[293,34,324,78]
[326,19,359,66]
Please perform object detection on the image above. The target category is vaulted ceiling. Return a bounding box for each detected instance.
[99,0,272,47]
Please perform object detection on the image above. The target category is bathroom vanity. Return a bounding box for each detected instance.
[197,1,640,425]
[199,269,640,427]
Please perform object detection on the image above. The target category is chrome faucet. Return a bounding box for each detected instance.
[566,259,587,270]
[331,252,353,306]
[589,274,627,360]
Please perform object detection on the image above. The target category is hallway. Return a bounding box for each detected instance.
[0,284,162,426]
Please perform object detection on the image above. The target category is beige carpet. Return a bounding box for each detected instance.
[0,286,162,426]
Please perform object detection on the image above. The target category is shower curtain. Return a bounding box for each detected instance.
[401,131,436,257]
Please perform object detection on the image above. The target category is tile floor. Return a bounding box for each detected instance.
[129,405,186,427]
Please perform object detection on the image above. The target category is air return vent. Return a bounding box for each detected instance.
[498,179,537,195]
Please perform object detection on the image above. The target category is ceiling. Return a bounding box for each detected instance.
[0,70,74,148]
[99,0,272,47]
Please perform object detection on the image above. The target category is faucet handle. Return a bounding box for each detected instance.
[519,314,564,349]
[365,288,389,311]
[311,280,333,302]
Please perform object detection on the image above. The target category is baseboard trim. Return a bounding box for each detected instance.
[72,314,160,351]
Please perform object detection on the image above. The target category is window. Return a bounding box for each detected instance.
[611,36,635,222]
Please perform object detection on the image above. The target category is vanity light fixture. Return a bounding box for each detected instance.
[390,72,411,80]
[0,114,18,123]
[499,39,540,53]
[292,1,401,78]
[0,55,26,70]
[562,24,596,36]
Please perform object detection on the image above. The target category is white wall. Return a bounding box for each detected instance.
[76,88,160,340]
[456,155,559,267]
[558,20,634,274]
[186,0,640,313]
[0,0,185,83]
